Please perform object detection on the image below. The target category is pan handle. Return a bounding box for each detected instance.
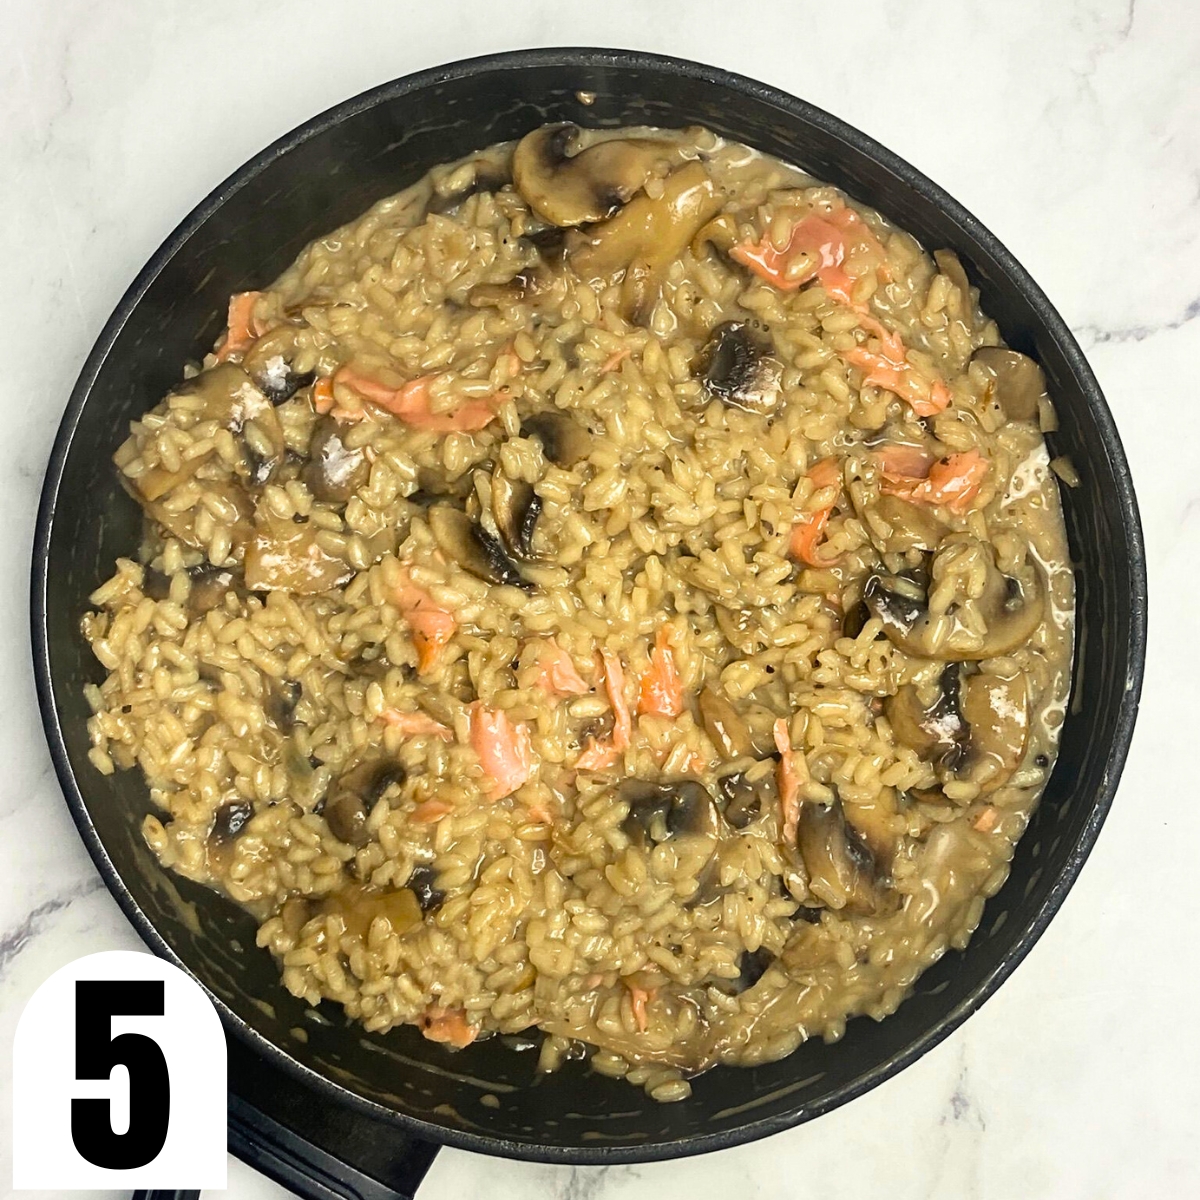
[131,1094,439,1200]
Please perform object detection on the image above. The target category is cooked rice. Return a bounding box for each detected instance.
[82,124,1074,1102]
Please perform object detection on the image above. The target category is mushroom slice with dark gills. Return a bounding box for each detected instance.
[620,779,722,848]
[241,325,315,403]
[428,504,531,590]
[887,663,1030,795]
[175,362,286,487]
[694,321,782,416]
[520,410,592,468]
[713,945,777,996]
[864,541,1045,661]
[304,416,370,503]
[142,561,237,615]
[323,758,407,847]
[511,124,678,227]
[405,862,445,915]
[869,493,947,556]
[794,795,881,915]
[569,161,724,324]
[491,473,543,560]
[264,678,302,734]
[971,346,1048,422]
[716,764,776,830]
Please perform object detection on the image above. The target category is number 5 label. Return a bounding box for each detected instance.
[12,950,226,1189]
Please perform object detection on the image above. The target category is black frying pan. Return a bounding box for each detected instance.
[33,48,1146,1198]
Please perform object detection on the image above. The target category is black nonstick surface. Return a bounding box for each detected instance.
[35,47,1145,1194]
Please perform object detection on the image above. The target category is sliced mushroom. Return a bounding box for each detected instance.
[304,417,370,503]
[887,664,1030,794]
[142,562,236,614]
[243,514,354,594]
[933,249,974,330]
[694,321,782,415]
[972,347,1047,422]
[468,267,555,310]
[569,161,724,324]
[188,563,238,613]
[690,213,739,259]
[842,788,903,867]
[620,779,721,848]
[265,679,302,733]
[174,363,286,487]
[714,946,775,996]
[322,884,422,940]
[512,124,676,227]
[126,475,255,555]
[520,411,592,467]
[405,862,445,915]
[323,759,407,847]
[794,797,879,914]
[871,493,947,554]
[699,685,753,759]
[863,545,1044,660]
[428,504,530,590]
[492,474,542,560]
[242,326,315,404]
[716,767,775,829]
[209,800,252,845]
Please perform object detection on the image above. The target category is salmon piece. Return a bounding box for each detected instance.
[880,449,988,514]
[418,1006,477,1048]
[825,206,893,282]
[774,718,803,845]
[214,291,265,362]
[525,799,555,824]
[574,649,632,770]
[381,709,454,740]
[627,983,657,1034]
[789,456,842,567]
[973,806,999,833]
[576,738,620,771]
[393,571,457,674]
[530,640,590,698]
[872,442,936,481]
[599,649,633,752]
[845,316,951,417]
[312,376,335,414]
[600,347,630,373]
[411,798,455,824]
[335,367,499,431]
[732,214,857,304]
[469,703,534,799]
[638,628,684,718]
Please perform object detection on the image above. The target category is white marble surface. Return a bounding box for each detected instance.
[1,1,1195,1196]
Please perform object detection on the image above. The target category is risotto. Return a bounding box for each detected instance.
[82,123,1074,1103]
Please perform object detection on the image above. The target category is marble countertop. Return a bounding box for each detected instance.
[1,1,1194,1197]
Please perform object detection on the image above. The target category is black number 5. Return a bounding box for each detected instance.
[71,981,170,1169]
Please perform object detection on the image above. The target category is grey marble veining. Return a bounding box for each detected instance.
[2,1,1195,1197]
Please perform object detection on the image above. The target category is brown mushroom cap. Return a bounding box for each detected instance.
[695,321,782,415]
[887,664,1030,794]
[795,797,880,914]
[244,514,354,594]
[511,124,677,227]
[569,161,723,324]
[972,347,1047,422]
[864,544,1045,661]
[428,504,530,590]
